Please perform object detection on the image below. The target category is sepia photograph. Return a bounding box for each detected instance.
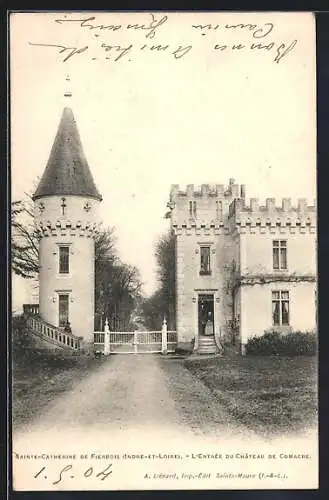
[10,11,317,490]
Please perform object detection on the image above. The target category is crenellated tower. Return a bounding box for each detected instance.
[169,178,246,230]
[168,179,245,352]
[32,106,102,342]
[167,180,316,354]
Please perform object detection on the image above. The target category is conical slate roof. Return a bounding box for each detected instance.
[33,107,102,201]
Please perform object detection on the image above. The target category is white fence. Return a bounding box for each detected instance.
[94,319,177,355]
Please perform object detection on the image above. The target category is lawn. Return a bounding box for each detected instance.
[184,354,318,437]
[12,348,107,431]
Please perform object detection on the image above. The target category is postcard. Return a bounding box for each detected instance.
[11,11,317,490]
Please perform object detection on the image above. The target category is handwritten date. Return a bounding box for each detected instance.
[34,463,112,485]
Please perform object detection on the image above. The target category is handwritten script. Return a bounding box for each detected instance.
[33,463,113,485]
[28,13,298,64]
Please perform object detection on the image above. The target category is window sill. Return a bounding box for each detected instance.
[273,268,288,272]
[200,271,212,276]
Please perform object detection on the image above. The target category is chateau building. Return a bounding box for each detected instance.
[32,106,102,342]
[168,180,317,354]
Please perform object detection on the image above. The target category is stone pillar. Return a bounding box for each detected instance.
[103,317,110,356]
[161,317,168,355]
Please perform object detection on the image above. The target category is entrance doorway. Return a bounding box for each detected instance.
[198,294,214,336]
[58,294,69,326]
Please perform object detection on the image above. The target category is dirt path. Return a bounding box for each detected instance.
[13,355,317,491]
[13,354,246,452]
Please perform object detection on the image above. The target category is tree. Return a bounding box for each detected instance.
[11,200,40,279]
[95,226,116,265]
[95,256,143,331]
[141,289,168,331]
[142,229,176,330]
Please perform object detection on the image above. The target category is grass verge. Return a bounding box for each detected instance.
[184,355,318,437]
[12,348,107,430]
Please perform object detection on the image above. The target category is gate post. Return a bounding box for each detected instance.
[133,330,138,354]
[162,317,168,355]
[104,317,110,356]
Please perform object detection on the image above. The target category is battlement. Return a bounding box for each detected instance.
[170,179,246,200]
[168,181,316,233]
[37,219,100,238]
[228,197,316,228]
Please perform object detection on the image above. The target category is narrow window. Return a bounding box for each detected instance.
[200,246,211,275]
[273,240,287,270]
[59,246,70,274]
[280,241,287,269]
[216,200,222,217]
[189,201,193,216]
[281,291,289,325]
[58,294,69,327]
[193,201,197,216]
[272,291,290,326]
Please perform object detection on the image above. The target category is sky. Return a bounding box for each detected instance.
[10,12,316,308]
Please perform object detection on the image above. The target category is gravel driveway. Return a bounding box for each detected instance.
[13,354,246,451]
[13,355,316,491]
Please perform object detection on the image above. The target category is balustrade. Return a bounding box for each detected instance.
[23,304,39,316]
[26,315,81,350]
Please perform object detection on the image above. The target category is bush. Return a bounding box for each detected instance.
[12,314,34,353]
[246,331,317,356]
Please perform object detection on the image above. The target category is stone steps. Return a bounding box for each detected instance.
[196,335,219,355]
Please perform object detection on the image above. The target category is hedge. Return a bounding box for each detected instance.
[246,331,317,356]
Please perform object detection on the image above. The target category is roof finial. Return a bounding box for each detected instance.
[64,74,72,98]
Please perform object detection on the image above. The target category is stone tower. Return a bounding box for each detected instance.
[32,107,102,342]
[169,180,245,352]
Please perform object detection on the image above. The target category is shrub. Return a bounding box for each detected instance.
[246,331,317,356]
[12,314,34,354]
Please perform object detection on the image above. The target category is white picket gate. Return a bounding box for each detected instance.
[93,318,177,355]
